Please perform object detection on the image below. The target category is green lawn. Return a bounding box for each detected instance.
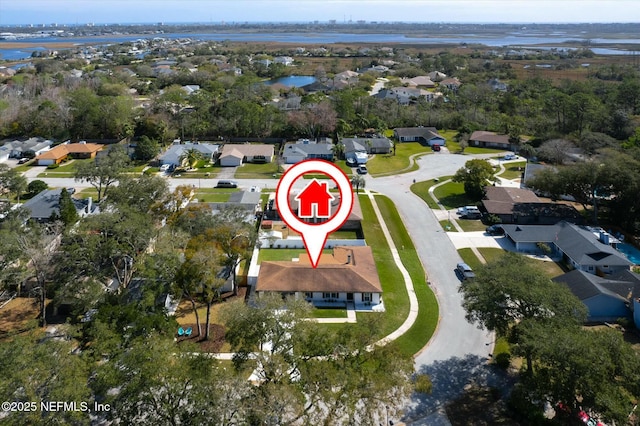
[358,195,409,340]
[433,180,478,210]
[463,247,567,279]
[497,161,526,180]
[410,176,452,210]
[192,188,247,202]
[457,219,487,232]
[37,158,93,177]
[457,248,483,271]
[311,308,347,319]
[13,159,37,172]
[76,188,99,200]
[439,220,457,232]
[373,195,439,356]
[334,160,355,176]
[328,230,359,239]
[367,142,431,177]
[234,162,280,179]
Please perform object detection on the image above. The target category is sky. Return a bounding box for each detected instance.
[1,0,640,26]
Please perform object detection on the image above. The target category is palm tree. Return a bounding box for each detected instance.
[179,148,203,170]
[351,175,366,194]
[332,143,346,160]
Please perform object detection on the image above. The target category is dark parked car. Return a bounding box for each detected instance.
[456,262,476,280]
[486,225,504,235]
[432,144,441,152]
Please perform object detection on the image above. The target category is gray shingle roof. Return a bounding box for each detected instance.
[21,189,93,221]
[553,269,638,301]
[283,143,333,156]
[159,143,219,165]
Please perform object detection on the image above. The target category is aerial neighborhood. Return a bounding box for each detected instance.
[1,20,640,426]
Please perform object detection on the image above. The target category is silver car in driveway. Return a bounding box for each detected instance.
[456,262,476,280]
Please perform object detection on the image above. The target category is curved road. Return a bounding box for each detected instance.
[33,152,497,423]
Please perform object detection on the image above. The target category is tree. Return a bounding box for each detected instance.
[92,334,249,425]
[211,207,257,297]
[351,174,366,193]
[536,138,574,165]
[74,144,131,201]
[27,179,48,196]
[133,135,160,162]
[0,334,92,425]
[106,174,169,218]
[0,164,27,203]
[222,295,414,424]
[16,223,62,327]
[58,187,79,227]
[178,147,203,169]
[452,159,495,200]
[460,252,587,373]
[287,100,337,139]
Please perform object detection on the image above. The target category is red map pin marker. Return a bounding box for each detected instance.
[276,160,354,268]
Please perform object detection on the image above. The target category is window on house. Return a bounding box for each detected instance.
[588,266,594,271]
[362,293,372,302]
[304,292,312,299]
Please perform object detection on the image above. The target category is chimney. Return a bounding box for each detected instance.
[346,254,352,265]
[86,197,92,214]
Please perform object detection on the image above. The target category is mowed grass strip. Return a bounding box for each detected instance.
[410,175,453,209]
[367,142,431,177]
[358,195,408,339]
[374,195,439,356]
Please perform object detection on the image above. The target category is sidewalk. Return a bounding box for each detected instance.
[365,190,419,346]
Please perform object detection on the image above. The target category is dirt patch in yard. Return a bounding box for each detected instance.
[0,297,41,336]
[177,323,227,353]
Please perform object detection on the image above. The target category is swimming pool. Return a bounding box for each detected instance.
[617,243,640,265]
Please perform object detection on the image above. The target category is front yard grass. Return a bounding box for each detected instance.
[234,162,280,179]
[358,195,409,340]
[433,180,478,210]
[496,161,526,180]
[76,188,99,200]
[311,308,347,319]
[456,219,487,232]
[439,219,457,232]
[410,176,453,209]
[367,142,431,177]
[457,248,483,271]
[37,158,93,177]
[464,247,567,279]
[369,195,439,357]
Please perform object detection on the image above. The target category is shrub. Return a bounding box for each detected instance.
[494,352,511,369]
[485,214,502,225]
[413,373,433,395]
[47,163,59,169]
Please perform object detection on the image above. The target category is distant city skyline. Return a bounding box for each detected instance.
[1,0,640,26]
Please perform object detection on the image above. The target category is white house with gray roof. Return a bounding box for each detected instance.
[502,221,632,275]
[0,137,53,162]
[159,142,219,167]
[282,142,334,164]
[21,189,98,223]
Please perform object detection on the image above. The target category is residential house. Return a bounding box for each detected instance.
[21,188,99,223]
[482,186,582,225]
[400,76,436,88]
[488,78,508,91]
[440,77,462,91]
[274,56,294,66]
[282,141,334,164]
[181,84,200,95]
[374,87,438,105]
[35,142,104,166]
[393,127,445,146]
[553,269,640,323]
[266,191,363,230]
[0,137,52,162]
[469,131,512,150]
[255,246,384,311]
[428,71,447,82]
[195,190,263,221]
[219,144,275,167]
[341,136,392,164]
[501,221,633,275]
[159,142,219,167]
